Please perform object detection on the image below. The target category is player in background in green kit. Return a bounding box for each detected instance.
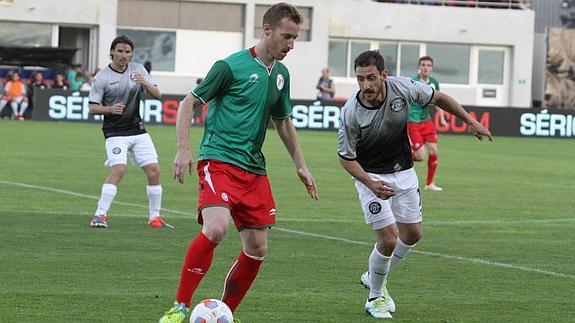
[407,56,448,192]
[159,3,319,323]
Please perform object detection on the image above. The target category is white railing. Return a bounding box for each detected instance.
[373,0,532,10]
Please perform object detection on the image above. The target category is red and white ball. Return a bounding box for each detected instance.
[189,299,234,323]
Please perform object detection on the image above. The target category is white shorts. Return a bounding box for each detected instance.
[353,168,422,230]
[104,133,158,168]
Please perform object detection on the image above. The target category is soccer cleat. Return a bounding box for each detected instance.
[159,302,187,323]
[365,297,393,319]
[148,216,174,229]
[233,318,241,323]
[90,214,108,228]
[424,183,443,192]
[360,271,396,313]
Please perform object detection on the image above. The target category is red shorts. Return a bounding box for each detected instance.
[408,120,438,151]
[196,159,276,231]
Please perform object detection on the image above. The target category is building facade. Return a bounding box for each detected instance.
[0,0,535,107]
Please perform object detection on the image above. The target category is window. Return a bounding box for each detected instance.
[379,42,398,76]
[478,50,504,84]
[0,22,52,46]
[427,43,470,84]
[254,5,312,41]
[349,42,370,77]
[328,40,348,77]
[328,39,421,78]
[117,29,176,72]
[399,44,420,78]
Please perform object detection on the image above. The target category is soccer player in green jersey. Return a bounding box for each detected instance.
[159,3,319,322]
[407,56,448,192]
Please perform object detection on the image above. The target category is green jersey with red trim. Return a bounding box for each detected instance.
[407,75,440,123]
[192,48,292,175]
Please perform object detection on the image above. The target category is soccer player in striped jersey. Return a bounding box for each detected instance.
[338,50,492,319]
[159,3,318,323]
[88,35,172,229]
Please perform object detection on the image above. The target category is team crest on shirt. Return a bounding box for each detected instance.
[368,201,382,214]
[276,74,284,90]
[249,73,259,83]
[390,97,407,112]
[221,192,229,202]
[112,147,121,154]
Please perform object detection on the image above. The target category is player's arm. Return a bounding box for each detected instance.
[89,102,125,115]
[273,117,319,200]
[429,91,493,141]
[172,94,197,184]
[338,157,395,200]
[132,70,161,99]
[143,83,161,99]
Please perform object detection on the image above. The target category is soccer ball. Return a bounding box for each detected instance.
[189,299,234,323]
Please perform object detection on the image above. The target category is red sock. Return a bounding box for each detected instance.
[427,154,438,185]
[221,251,263,312]
[175,232,218,307]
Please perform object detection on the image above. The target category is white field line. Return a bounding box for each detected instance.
[276,228,575,281]
[2,180,575,281]
[0,180,190,216]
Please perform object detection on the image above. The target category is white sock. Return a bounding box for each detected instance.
[368,244,392,299]
[390,238,415,269]
[19,101,29,115]
[0,99,7,113]
[10,101,18,116]
[95,183,117,216]
[146,185,162,220]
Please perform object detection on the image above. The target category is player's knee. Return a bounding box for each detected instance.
[376,232,398,255]
[203,224,228,243]
[145,164,161,181]
[403,230,422,245]
[244,244,268,258]
[108,165,127,183]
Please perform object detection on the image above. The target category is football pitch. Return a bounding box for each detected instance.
[1,120,574,322]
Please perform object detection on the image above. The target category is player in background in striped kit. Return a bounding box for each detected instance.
[88,35,172,229]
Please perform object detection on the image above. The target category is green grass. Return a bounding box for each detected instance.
[1,120,574,322]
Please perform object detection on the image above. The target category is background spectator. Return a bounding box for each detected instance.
[144,61,152,74]
[316,67,335,101]
[52,72,69,90]
[0,71,29,120]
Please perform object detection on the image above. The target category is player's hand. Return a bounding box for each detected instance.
[173,149,194,184]
[110,102,125,115]
[130,72,145,84]
[440,116,448,127]
[297,167,319,200]
[369,180,396,200]
[468,120,493,142]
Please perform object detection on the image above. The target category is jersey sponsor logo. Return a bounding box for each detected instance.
[276,74,284,91]
[368,201,382,214]
[112,147,121,154]
[221,192,229,202]
[390,97,407,112]
[249,73,259,83]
